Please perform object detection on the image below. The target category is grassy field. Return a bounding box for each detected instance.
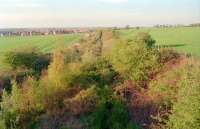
[0,27,199,69]
[0,34,82,52]
[0,34,82,69]
[119,27,200,57]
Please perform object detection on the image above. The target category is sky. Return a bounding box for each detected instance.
[0,0,200,28]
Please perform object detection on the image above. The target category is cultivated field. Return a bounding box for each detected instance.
[119,27,200,57]
[0,27,199,69]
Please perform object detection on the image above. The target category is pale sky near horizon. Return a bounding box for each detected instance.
[0,0,200,28]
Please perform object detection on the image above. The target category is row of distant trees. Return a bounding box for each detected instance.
[189,23,200,27]
[154,23,200,28]
[124,23,200,29]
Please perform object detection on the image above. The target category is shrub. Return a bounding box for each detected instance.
[64,46,82,63]
[0,119,6,129]
[48,48,66,88]
[134,32,155,48]
[0,79,44,129]
[0,75,12,94]
[4,47,50,77]
[78,86,141,129]
[167,64,200,129]
[0,70,36,96]
[80,57,117,86]
[0,81,21,129]
[4,47,40,69]
[80,31,103,60]
[110,41,159,85]
[159,48,180,63]
[64,57,118,88]
[85,99,140,129]
[149,67,184,104]
[65,86,98,115]
[32,54,51,76]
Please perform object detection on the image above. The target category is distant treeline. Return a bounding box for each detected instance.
[188,23,200,27]
[154,23,200,28]
[0,28,92,37]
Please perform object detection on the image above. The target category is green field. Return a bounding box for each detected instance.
[119,27,200,57]
[0,34,82,52]
[0,27,200,69]
[0,34,82,69]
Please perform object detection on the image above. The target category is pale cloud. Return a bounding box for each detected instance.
[100,0,128,4]
[0,0,44,8]
[15,3,44,8]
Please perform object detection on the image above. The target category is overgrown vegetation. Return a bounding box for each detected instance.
[0,30,199,129]
[110,40,159,86]
[167,64,200,129]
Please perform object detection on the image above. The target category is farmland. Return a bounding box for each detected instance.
[0,34,82,69]
[0,27,200,129]
[0,27,199,69]
[1,0,200,128]
[119,27,200,57]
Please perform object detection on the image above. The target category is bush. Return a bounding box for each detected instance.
[0,75,12,94]
[134,32,155,48]
[110,41,159,85]
[79,86,140,129]
[4,47,40,69]
[159,48,180,63]
[81,58,117,86]
[0,79,44,129]
[65,86,98,115]
[0,119,6,129]
[65,57,118,88]
[85,99,140,129]
[167,64,200,129]
[48,47,66,88]
[0,82,21,129]
[32,54,51,76]
[4,47,50,76]
[0,70,36,96]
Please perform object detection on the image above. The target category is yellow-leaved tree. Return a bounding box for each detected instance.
[48,46,65,88]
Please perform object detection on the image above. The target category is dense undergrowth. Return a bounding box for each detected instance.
[0,30,199,129]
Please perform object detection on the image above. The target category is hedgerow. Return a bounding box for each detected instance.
[0,30,199,129]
